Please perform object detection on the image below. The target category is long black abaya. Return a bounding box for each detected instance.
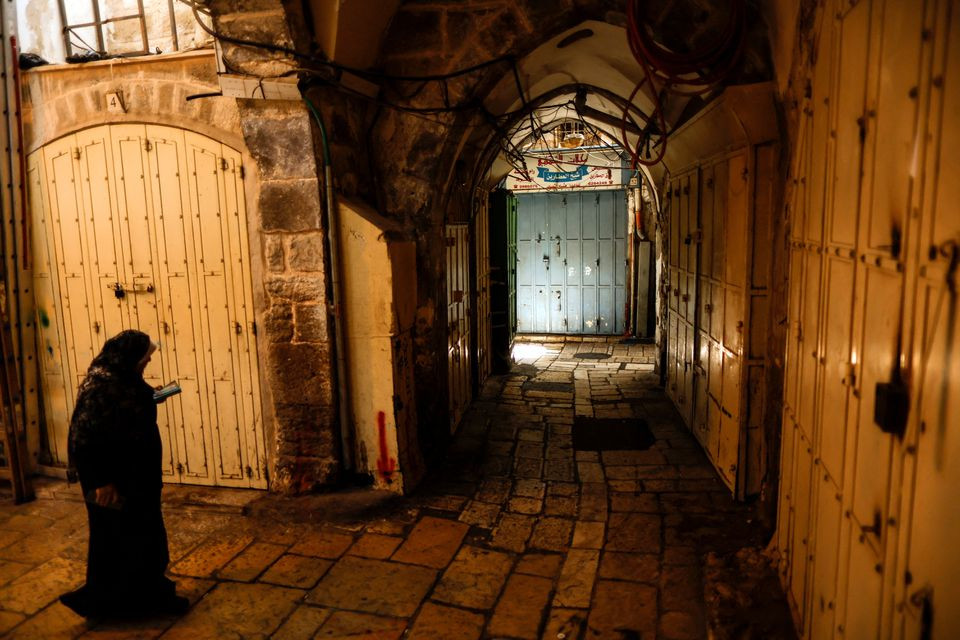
[59,330,185,618]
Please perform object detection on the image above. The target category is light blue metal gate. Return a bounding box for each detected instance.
[516,190,627,334]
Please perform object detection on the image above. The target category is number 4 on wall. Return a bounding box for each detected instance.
[105,91,126,114]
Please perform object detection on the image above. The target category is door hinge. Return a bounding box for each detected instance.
[251,321,258,336]
[162,321,170,334]
[72,147,81,160]
[143,139,152,152]
[176,462,184,474]
[235,321,243,335]
[220,158,229,171]
[238,165,245,179]
[245,465,253,479]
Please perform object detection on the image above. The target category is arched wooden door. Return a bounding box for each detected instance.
[27,124,266,488]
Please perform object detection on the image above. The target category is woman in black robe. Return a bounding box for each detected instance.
[59,329,188,618]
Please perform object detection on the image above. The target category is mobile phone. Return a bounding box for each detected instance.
[153,381,181,402]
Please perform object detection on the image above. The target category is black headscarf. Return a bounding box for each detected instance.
[87,329,152,379]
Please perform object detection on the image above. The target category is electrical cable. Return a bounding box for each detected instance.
[621,0,747,167]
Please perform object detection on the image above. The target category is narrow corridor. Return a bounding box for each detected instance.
[0,340,792,639]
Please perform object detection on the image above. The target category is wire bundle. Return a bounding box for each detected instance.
[621,0,747,167]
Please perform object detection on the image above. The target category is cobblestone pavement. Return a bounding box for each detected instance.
[0,340,782,639]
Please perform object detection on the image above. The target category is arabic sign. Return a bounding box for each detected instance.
[505,150,625,192]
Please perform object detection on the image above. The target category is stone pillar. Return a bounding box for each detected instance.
[210,0,339,492]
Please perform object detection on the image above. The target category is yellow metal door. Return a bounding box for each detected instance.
[29,124,265,488]
[27,153,72,465]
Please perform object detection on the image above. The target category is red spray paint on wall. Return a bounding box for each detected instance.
[376,411,397,482]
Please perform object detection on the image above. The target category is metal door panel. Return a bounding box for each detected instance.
[669,179,680,268]
[807,16,835,245]
[850,266,898,540]
[534,287,549,332]
[929,3,960,246]
[708,340,723,404]
[565,241,581,286]
[785,247,805,415]
[865,0,922,253]
[706,358,722,460]
[549,288,564,333]
[582,285,598,334]
[598,240,614,287]
[798,251,823,439]
[669,267,679,313]
[724,288,743,356]
[517,285,534,334]
[598,286,615,333]
[676,322,688,417]
[810,472,842,640]
[700,280,712,336]
[722,353,741,423]
[565,286,581,333]
[75,132,127,342]
[47,141,98,401]
[187,133,249,483]
[565,194,580,239]
[711,162,727,281]
[548,203,565,288]
[701,165,715,279]
[667,312,679,401]
[717,402,738,489]
[725,153,748,288]
[166,275,208,480]
[582,241,598,287]
[686,172,700,274]
[110,127,166,403]
[597,191,614,240]
[678,177,689,272]
[615,284,625,334]
[711,280,724,341]
[819,256,855,482]
[683,323,695,420]
[905,276,960,639]
[582,193,597,240]
[828,0,870,248]
[790,435,814,620]
[28,156,72,465]
[223,141,264,484]
[148,131,201,483]
[842,534,883,638]
[776,417,796,577]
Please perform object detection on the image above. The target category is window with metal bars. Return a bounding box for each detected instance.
[57,0,184,58]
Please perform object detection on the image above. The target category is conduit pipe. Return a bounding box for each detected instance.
[303,96,354,473]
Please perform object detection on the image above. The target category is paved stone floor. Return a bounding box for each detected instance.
[0,339,790,639]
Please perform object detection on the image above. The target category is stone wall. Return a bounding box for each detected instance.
[209,0,340,492]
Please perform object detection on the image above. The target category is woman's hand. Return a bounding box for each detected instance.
[95,484,119,507]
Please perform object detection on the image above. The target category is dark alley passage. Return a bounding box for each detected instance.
[0,340,792,639]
